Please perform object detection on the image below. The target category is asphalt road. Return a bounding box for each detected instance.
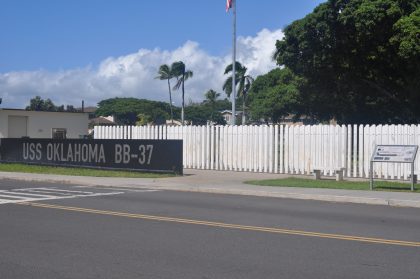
[1,179,420,279]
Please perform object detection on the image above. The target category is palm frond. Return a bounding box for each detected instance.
[173,78,183,90]
[155,64,172,80]
[223,77,233,97]
[171,61,185,77]
[184,70,193,79]
[223,61,244,75]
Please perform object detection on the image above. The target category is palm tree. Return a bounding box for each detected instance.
[223,62,254,124]
[155,64,174,123]
[204,89,220,121]
[172,61,193,125]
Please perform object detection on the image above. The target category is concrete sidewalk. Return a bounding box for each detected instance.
[1,169,420,208]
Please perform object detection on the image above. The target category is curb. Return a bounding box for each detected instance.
[2,174,420,209]
[132,186,394,207]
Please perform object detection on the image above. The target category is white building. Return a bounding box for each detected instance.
[220,110,243,125]
[0,109,89,139]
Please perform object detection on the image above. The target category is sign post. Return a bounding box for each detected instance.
[370,145,418,191]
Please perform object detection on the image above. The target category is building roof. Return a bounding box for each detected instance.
[78,106,97,113]
[220,110,243,115]
[90,117,116,125]
[0,108,88,114]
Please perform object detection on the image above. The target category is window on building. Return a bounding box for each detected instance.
[52,128,67,139]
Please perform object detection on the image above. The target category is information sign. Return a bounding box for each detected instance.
[370,145,418,191]
[371,145,418,163]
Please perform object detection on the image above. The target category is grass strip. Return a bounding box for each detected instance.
[0,163,174,178]
[246,177,419,193]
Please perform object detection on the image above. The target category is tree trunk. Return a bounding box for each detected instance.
[181,73,185,125]
[167,79,173,123]
[242,95,246,124]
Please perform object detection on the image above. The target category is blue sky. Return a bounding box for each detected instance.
[0,0,325,108]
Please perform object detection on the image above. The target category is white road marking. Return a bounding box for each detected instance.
[0,187,124,205]
[1,191,57,198]
[23,188,95,194]
[0,193,39,200]
[91,188,160,193]
[74,185,162,193]
[15,189,74,196]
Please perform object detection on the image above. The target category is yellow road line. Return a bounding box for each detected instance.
[21,202,420,248]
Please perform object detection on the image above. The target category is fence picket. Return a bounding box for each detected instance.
[92,124,420,180]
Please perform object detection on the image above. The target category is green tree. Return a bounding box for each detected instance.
[155,64,175,123]
[172,61,193,125]
[390,8,420,59]
[185,103,226,125]
[26,96,57,112]
[275,0,420,124]
[43,99,56,111]
[204,89,220,104]
[180,90,229,125]
[66,105,77,112]
[223,62,254,124]
[96,98,171,125]
[214,98,232,112]
[25,96,81,112]
[204,89,221,122]
[248,68,303,123]
[26,96,46,111]
[136,108,168,125]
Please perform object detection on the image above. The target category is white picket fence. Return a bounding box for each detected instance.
[94,124,420,180]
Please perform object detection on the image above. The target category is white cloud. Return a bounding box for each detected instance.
[0,28,283,109]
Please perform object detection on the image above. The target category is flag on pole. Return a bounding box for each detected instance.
[226,0,233,12]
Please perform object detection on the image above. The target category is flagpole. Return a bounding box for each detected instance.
[231,0,237,125]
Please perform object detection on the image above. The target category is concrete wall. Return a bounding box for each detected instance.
[0,109,89,138]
